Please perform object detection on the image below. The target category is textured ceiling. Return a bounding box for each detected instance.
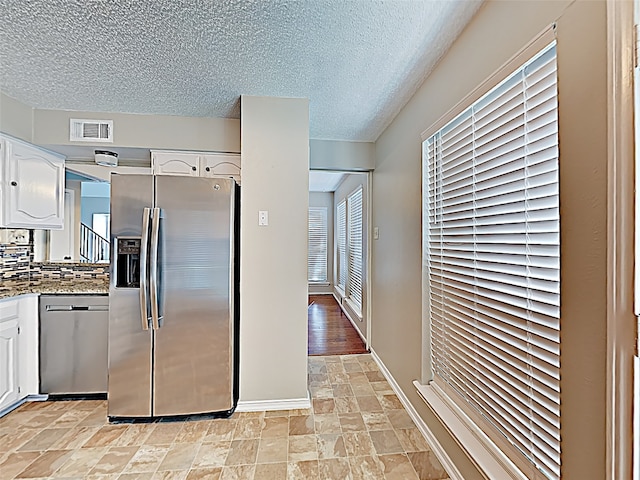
[309,171,346,192]
[0,0,482,142]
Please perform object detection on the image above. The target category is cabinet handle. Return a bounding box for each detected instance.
[191,166,197,171]
[205,167,210,172]
[10,181,17,186]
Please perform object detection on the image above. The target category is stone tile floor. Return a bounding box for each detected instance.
[0,354,450,479]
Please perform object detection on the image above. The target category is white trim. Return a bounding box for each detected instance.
[333,292,367,346]
[606,0,636,479]
[236,394,311,413]
[369,349,464,480]
[413,381,527,480]
[27,394,48,402]
[0,394,48,418]
[308,282,330,287]
[365,171,372,348]
[344,297,363,321]
[0,397,27,418]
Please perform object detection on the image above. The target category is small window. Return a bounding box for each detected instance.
[308,207,328,283]
[424,42,560,479]
[347,188,363,313]
[337,200,347,289]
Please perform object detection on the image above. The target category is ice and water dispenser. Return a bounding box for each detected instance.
[116,238,141,288]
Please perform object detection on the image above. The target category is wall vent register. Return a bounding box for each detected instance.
[70,118,113,143]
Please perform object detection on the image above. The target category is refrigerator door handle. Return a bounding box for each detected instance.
[150,207,161,330]
[139,207,151,331]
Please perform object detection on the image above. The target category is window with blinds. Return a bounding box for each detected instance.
[347,188,363,313]
[424,42,559,480]
[337,200,347,290]
[308,207,328,283]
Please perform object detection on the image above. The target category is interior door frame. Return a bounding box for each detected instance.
[605,0,636,478]
[48,188,75,261]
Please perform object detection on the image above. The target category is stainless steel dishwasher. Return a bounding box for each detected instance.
[39,295,109,395]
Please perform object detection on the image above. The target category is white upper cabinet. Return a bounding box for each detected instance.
[151,151,200,176]
[200,153,241,183]
[151,150,240,183]
[1,134,65,229]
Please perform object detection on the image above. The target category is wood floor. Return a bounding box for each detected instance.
[308,295,368,356]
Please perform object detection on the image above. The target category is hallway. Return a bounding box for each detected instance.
[308,295,367,356]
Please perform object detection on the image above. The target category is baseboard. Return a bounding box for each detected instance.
[27,394,48,402]
[236,393,311,412]
[0,394,47,418]
[370,349,465,480]
[333,292,367,346]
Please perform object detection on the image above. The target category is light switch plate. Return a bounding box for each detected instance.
[373,227,379,240]
[259,210,269,226]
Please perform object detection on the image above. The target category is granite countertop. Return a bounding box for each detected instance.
[0,279,109,299]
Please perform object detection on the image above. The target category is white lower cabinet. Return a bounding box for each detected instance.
[0,303,19,410]
[0,295,38,413]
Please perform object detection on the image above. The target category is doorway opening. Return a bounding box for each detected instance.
[308,170,370,356]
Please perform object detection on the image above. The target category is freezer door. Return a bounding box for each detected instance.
[108,174,154,418]
[153,176,236,416]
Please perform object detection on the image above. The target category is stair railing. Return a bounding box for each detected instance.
[80,223,110,263]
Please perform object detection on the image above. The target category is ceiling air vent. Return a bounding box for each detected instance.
[69,118,113,143]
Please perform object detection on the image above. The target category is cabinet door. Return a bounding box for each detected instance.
[0,302,20,412]
[17,295,38,397]
[152,152,200,176]
[3,139,65,229]
[200,153,241,183]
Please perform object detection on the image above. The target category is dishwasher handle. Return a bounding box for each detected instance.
[45,305,109,312]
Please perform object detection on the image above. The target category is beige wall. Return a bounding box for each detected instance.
[334,172,368,340]
[309,192,334,295]
[555,2,608,477]
[371,0,608,478]
[310,139,374,171]
[240,95,309,404]
[33,108,240,153]
[0,93,33,142]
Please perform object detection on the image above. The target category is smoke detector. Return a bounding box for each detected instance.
[94,150,118,167]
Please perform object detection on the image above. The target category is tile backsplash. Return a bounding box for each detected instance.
[1,228,109,282]
[0,245,31,281]
[30,262,109,280]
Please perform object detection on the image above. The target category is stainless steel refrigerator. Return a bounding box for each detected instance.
[108,174,239,419]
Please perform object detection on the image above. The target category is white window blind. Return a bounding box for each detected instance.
[308,207,328,283]
[425,43,559,480]
[337,200,347,290]
[347,188,363,313]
